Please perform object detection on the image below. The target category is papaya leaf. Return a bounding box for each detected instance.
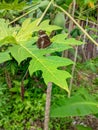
[15,18,38,42]
[0,19,12,40]
[9,42,33,64]
[0,0,26,11]
[0,19,17,46]
[0,36,17,46]
[9,37,72,64]
[50,88,98,117]
[0,19,83,93]
[29,56,73,91]
[37,20,62,32]
[15,18,61,42]
[51,34,83,46]
[0,51,12,63]
[9,38,73,93]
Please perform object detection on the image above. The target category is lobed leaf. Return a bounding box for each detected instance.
[9,39,73,93]
[51,34,83,46]
[0,51,12,63]
[15,18,61,42]
[0,19,18,47]
[0,18,83,93]
[0,0,26,11]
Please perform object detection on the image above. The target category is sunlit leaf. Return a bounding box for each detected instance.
[15,18,61,42]
[0,19,17,46]
[51,34,83,46]
[0,19,83,94]
[9,39,73,93]
[0,0,26,11]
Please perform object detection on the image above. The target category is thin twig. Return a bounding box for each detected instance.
[22,69,28,81]
[68,0,76,33]
[68,0,77,97]
[5,70,12,89]
[21,69,28,100]
[68,46,78,97]
[80,20,87,61]
[9,7,38,25]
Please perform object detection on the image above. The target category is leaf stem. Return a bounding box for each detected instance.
[53,4,98,47]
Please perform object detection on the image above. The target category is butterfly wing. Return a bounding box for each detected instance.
[37,32,51,49]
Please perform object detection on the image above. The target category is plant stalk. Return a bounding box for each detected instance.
[68,0,76,97]
[36,0,53,26]
[44,82,52,130]
[68,46,78,97]
[53,4,98,47]
[9,7,38,25]
[36,1,54,127]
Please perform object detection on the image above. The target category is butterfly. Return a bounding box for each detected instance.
[37,30,51,49]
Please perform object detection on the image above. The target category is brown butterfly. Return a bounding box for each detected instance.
[37,30,51,49]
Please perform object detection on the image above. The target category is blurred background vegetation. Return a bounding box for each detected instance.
[0,0,98,130]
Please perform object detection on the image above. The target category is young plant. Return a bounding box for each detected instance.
[0,18,82,95]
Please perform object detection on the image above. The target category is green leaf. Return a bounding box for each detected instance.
[0,19,12,40]
[9,39,73,93]
[15,18,36,42]
[50,89,98,117]
[0,0,26,11]
[84,0,93,4]
[29,56,72,91]
[51,34,83,45]
[0,51,11,63]
[0,19,83,94]
[0,36,17,46]
[37,20,62,32]
[76,125,92,130]
[15,18,61,42]
[0,19,17,46]
[9,43,32,64]
[52,12,65,28]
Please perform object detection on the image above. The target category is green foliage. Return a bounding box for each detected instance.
[15,18,61,42]
[0,0,26,11]
[0,77,45,130]
[0,19,17,46]
[76,125,92,130]
[52,12,66,28]
[0,18,83,94]
[51,33,82,46]
[77,58,98,73]
[0,83,11,128]
[70,27,82,38]
[55,0,65,6]
[83,60,97,72]
[50,88,98,117]
[86,27,98,40]
[39,0,50,12]
[0,0,98,129]
[49,117,72,130]
[0,51,12,63]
